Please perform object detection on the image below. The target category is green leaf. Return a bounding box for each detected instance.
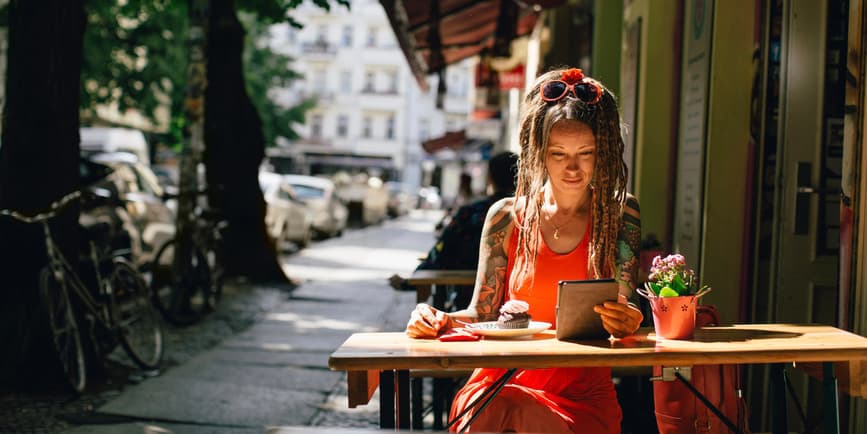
[647,282,661,296]
[671,274,687,295]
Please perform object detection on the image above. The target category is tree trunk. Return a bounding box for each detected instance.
[204,0,288,283]
[0,0,85,385]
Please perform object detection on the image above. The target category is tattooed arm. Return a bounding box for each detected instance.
[594,194,643,338]
[615,194,642,298]
[449,197,515,323]
[406,198,515,337]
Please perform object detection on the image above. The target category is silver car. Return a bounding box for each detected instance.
[259,172,314,249]
[282,174,348,238]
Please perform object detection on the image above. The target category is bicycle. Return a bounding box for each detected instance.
[0,189,164,393]
[150,194,227,326]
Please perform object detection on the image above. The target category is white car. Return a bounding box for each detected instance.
[282,174,348,238]
[259,172,314,249]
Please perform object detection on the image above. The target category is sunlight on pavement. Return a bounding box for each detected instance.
[281,263,393,282]
[265,312,379,332]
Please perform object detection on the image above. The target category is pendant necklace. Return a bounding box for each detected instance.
[547,210,573,240]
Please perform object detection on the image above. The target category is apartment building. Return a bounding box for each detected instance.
[267,0,472,192]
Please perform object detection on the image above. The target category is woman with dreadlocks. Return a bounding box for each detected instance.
[405,68,642,433]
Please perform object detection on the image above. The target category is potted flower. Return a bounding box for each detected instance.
[637,254,712,339]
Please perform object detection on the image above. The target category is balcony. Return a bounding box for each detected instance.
[301,40,337,58]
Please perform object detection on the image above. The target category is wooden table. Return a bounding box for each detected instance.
[328,324,867,433]
[405,269,476,305]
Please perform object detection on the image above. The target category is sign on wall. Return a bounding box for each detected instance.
[674,0,714,269]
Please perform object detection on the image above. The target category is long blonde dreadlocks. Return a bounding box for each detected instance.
[510,68,628,288]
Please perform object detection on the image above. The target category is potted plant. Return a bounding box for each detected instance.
[636,254,712,339]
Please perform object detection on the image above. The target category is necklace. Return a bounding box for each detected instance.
[546,209,574,240]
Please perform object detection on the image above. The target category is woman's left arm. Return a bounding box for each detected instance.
[616,195,642,297]
[594,194,643,337]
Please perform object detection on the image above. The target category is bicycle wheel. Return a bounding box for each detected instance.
[39,267,86,393]
[109,258,163,369]
[151,238,212,325]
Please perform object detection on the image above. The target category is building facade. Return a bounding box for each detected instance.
[267,0,471,193]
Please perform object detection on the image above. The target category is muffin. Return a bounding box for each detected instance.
[497,300,531,329]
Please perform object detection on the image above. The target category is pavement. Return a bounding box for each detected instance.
[60,210,442,434]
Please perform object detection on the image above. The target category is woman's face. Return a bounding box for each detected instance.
[545,120,596,195]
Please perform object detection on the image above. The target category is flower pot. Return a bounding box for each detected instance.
[648,294,698,340]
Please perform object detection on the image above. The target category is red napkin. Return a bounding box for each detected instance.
[438,328,481,342]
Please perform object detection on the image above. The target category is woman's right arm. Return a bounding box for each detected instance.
[450,197,515,323]
[406,197,515,337]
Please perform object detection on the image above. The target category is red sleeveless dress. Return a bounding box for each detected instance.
[448,225,622,433]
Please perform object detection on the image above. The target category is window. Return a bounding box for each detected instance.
[387,71,398,93]
[340,70,353,94]
[316,25,328,43]
[366,27,377,47]
[362,117,372,138]
[287,27,297,44]
[341,25,353,47]
[311,114,323,138]
[337,115,349,138]
[385,115,395,140]
[363,71,375,93]
[311,70,328,98]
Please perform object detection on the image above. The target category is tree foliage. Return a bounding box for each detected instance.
[80,0,348,145]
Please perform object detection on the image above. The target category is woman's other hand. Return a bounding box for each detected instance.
[593,294,643,338]
[406,303,449,338]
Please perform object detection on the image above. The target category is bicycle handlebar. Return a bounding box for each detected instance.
[0,190,83,224]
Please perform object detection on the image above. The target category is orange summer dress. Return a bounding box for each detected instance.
[448,225,622,433]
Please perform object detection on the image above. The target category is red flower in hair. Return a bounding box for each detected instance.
[561,68,584,84]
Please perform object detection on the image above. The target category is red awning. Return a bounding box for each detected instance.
[380,0,565,90]
[421,130,467,154]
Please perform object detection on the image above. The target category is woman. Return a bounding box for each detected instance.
[406,67,643,433]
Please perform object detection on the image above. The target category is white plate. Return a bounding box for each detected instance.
[465,321,552,338]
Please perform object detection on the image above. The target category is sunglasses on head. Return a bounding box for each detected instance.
[540,79,602,104]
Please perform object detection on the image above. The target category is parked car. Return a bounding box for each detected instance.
[85,152,176,265]
[333,172,389,227]
[282,174,348,238]
[259,172,314,249]
[385,181,415,217]
[80,127,150,165]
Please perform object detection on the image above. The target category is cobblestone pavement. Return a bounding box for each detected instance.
[0,281,291,433]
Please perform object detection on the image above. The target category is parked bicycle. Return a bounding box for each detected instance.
[150,191,227,326]
[0,189,164,393]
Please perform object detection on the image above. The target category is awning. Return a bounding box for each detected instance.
[380,0,565,90]
[422,130,467,154]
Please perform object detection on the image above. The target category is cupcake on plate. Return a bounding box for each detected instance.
[497,300,531,329]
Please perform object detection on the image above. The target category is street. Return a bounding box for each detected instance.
[1,210,442,433]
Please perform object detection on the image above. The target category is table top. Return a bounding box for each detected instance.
[406,269,476,286]
[329,324,867,371]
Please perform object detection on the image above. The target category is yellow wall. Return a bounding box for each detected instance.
[698,0,756,321]
[591,0,623,96]
[622,0,679,248]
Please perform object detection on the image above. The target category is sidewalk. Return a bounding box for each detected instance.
[64,210,440,433]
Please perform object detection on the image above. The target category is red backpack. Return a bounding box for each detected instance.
[652,305,751,433]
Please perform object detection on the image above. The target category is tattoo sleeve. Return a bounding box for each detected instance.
[458,199,513,322]
[615,196,642,298]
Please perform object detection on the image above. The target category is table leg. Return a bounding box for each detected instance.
[397,370,410,429]
[823,362,840,434]
[432,377,450,430]
[380,370,395,429]
[770,363,789,434]
[416,284,432,304]
[411,377,423,430]
[432,284,447,310]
